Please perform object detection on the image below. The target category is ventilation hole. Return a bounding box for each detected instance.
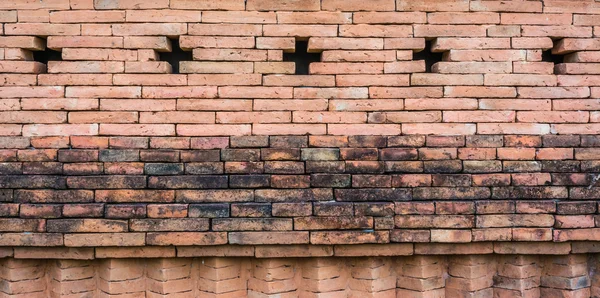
[283,40,321,75]
[413,40,444,73]
[33,48,62,64]
[158,38,192,74]
[542,50,563,74]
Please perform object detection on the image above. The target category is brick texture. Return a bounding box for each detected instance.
[0,0,600,257]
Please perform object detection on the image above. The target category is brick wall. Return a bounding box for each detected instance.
[1,0,600,264]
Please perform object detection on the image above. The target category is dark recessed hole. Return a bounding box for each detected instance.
[542,50,563,74]
[158,38,192,74]
[542,50,563,64]
[413,40,443,73]
[283,40,321,75]
[33,48,62,64]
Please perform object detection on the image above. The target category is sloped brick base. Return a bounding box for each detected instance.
[1,254,599,297]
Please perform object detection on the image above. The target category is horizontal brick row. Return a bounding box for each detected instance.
[2,242,600,258]
[1,0,599,13]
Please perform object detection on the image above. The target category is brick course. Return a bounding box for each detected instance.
[1,0,600,276]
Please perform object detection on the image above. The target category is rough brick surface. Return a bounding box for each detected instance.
[0,0,600,265]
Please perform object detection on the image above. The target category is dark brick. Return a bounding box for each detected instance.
[221,149,260,161]
[270,136,307,148]
[557,201,597,215]
[96,190,174,203]
[271,175,310,188]
[582,161,600,172]
[387,136,425,147]
[0,175,66,189]
[185,162,223,174]
[463,160,502,173]
[14,190,93,203]
[130,218,209,231]
[63,163,103,175]
[22,162,62,174]
[272,203,312,217]
[261,148,300,160]
[306,161,345,173]
[229,175,270,188]
[0,162,22,175]
[99,149,139,162]
[413,187,491,200]
[354,202,395,217]
[140,150,179,162]
[295,216,372,230]
[189,203,230,218]
[264,161,304,174]
[212,218,292,231]
[432,174,471,187]
[310,174,351,188]
[230,136,268,148]
[345,161,384,174]
[380,148,418,160]
[384,161,423,173]
[541,161,580,172]
[423,160,462,173]
[231,203,271,217]
[144,163,184,175]
[148,176,227,189]
[340,148,378,161]
[180,150,221,162]
[543,135,580,147]
[551,173,591,186]
[466,135,503,148]
[349,136,386,148]
[570,188,600,200]
[492,187,568,199]
[105,204,147,219]
[0,189,13,202]
[335,188,411,201]
[58,149,99,162]
[426,136,465,147]
[0,203,18,217]
[47,219,127,232]
[177,190,253,203]
[225,162,264,174]
[581,135,600,147]
[503,161,541,172]
[255,189,333,202]
[314,202,353,216]
[67,176,146,189]
[476,201,515,214]
[352,175,391,187]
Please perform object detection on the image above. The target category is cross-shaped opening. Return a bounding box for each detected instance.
[283,40,321,75]
[158,38,192,74]
[33,48,62,64]
[413,40,443,73]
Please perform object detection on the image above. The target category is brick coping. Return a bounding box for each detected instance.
[3,242,600,259]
